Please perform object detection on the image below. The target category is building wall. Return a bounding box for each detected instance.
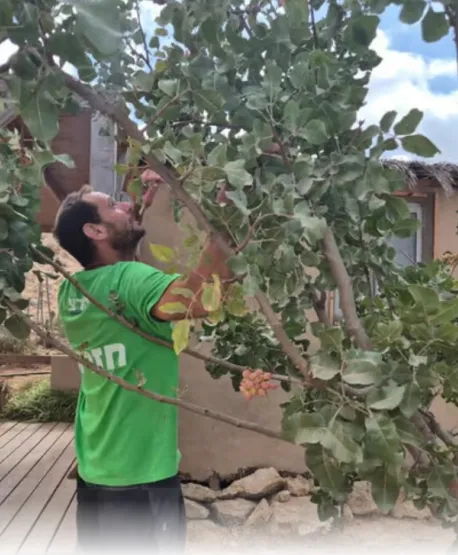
[428,189,458,431]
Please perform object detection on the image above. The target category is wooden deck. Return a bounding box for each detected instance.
[0,421,76,555]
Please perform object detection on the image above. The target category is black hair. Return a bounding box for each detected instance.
[53,185,101,268]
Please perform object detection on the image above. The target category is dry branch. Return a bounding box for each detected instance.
[6,301,286,442]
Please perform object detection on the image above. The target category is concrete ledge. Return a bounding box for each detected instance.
[51,355,80,391]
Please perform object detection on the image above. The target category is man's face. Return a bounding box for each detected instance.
[82,192,145,256]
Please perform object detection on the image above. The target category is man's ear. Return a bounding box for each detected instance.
[82,222,107,241]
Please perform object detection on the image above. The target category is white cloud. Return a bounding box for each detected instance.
[361,30,458,161]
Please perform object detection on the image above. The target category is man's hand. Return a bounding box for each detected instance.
[139,169,164,212]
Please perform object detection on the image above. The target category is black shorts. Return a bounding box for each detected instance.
[75,473,187,554]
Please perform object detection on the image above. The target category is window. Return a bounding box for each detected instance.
[332,198,433,321]
[388,203,423,269]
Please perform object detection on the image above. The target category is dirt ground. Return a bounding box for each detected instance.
[184,516,455,555]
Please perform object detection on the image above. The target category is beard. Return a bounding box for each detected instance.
[107,223,146,257]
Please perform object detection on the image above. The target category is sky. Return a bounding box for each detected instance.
[0,2,457,163]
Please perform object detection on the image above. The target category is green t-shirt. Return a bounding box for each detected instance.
[57,261,181,487]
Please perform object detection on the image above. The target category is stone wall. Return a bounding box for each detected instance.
[180,466,432,536]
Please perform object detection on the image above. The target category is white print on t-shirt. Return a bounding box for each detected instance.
[68,296,90,315]
[78,343,127,375]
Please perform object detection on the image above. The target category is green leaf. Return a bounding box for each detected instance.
[373,320,403,346]
[34,151,75,168]
[224,160,253,188]
[400,381,422,418]
[394,109,423,135]
[4,314,30,340]
[393,415,423,448]
[133,71,155,91]
[408,285,440,315]
[380,110,397,133]
[284,411,363,464]
[201,279,221,312]
[370,466,401,514]
[428,464,455,499]
[74,0,123,56]
[158,79,177,97]
[365,413,402,462]
[225,190,251,216]
[299,120,329,145]
[368,383,406,411]
[228,254,248,275]
[345,14,380,48]
[20,85,59,143]
[242,272,260,296]
[149,243,176,263]
[172,320,191,355]
[283,100,300,132]
[160,302,187,315]
[224,283,248,317]
[399,0,426,24]
[310,353,340,381]
[207,144,227,168]
[421,7,449,43]
[343,351,382,386]
[305,444,347,498]
[194,90,224,114]
[401,134,440,157]
[284,0,309,27]
[322,419,363,464]
[430,299,458,326]
[317,327,344,353]
[163,141,183,166]
[170,287,194,299]
[200,167,226,182]
[294,202,327,243]
[289,61,309,89]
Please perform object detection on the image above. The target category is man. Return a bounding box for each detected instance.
[54,171,234,554]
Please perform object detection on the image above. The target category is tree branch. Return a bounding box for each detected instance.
[322,228,372,351]
[134,0,153,72]
[6,301,286,442]
[30,246,300,386]
[61,72,314,384]
[421,408,458,458]
[312,289,332,327]
[171,119,245,131]
[139,88,190,134]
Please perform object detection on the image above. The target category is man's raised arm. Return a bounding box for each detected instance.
[151,237,235,321]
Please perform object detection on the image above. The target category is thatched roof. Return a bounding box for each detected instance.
[382,159,458,196]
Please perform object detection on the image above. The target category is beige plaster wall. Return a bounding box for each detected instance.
[429,189,458,432]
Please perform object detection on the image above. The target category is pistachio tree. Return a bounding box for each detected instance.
[1,0,458,535]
